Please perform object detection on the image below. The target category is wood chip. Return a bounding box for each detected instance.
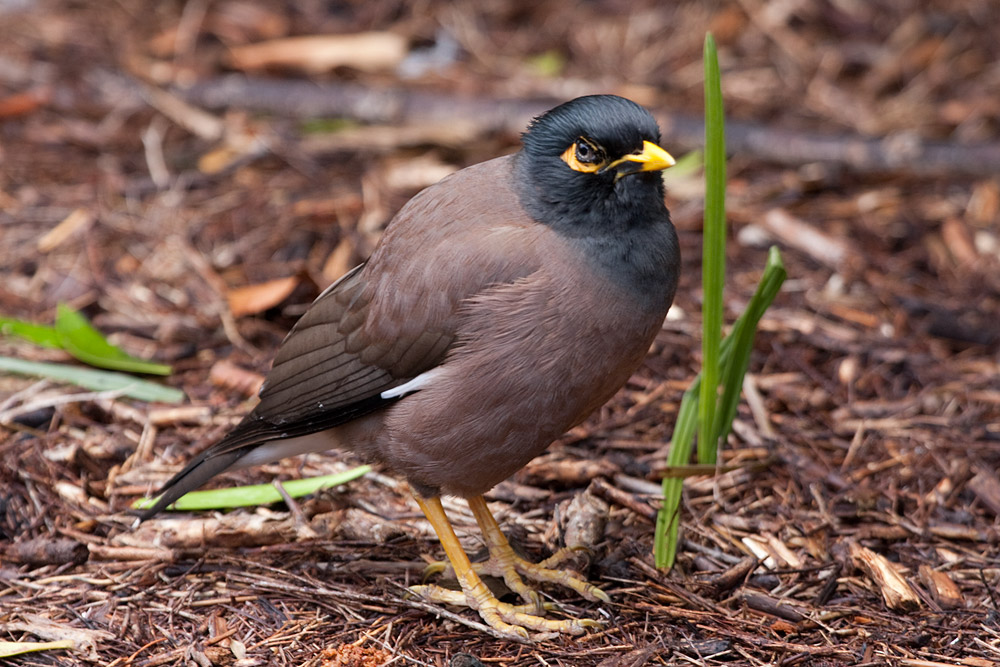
[520,454,618,486]
[37,208,94,253]
[741,590,807,622]
[4,616,113,659]
[87,544,174,562]
[383,155,458,191]
[917,564,964,609]
[140,83,224,141]
[968,468,1000,517]
[941,217,980,265]
[3,537,88,566]
[709,556,759,595]
[762,208,858,270]
[227,32,408,73]
[849,542,921,612]
[148,405,213,426]
[589,476,656,521]
[116,510,336,550]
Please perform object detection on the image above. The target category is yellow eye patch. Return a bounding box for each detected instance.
[559,140,606,173]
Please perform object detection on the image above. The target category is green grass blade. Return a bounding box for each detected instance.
[55,303,172,376]
[132,466,373,511]
[655,34,786,571]
[712,247,786,443]
[654,381,700,567]
[698,33,727,465]
[0,356,185,403]
[654,248,786,568]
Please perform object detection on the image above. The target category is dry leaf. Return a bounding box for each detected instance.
[227,275,300,317]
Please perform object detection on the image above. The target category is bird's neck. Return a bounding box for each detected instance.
[513,154,679,307]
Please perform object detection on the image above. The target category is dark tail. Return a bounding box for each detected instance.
[138,397,394,519]
[139,448,245,519]
[138,414,289,519]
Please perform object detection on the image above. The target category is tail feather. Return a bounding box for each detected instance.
[140,448,246,519]
[139,395,397,520]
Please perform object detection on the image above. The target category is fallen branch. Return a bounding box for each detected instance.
[173,76,1000,177]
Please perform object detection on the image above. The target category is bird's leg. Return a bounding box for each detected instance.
[466,496,611,605]
[410,495,600,639]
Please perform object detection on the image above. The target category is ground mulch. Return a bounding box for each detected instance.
[1,1,998,665]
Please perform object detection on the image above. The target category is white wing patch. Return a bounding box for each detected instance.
[381,367,444,399]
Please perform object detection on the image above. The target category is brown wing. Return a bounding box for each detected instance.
[143,156,543,516]
[253,155,539,432]
[252,263,447,425]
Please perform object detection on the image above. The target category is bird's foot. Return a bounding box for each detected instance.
[424,545,610,611]
[412,495,607,640]
[410,583,602,640]
[466,495,610,607]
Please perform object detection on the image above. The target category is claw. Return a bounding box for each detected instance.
[422,560,448,578]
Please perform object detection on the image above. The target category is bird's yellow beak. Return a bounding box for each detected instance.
[605,140,676,176]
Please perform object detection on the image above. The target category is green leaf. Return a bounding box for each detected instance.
[0,356,185,403]
[698,32,727,465]
[526,49,566,77]
[133,466,373,511]
[654,34,788,571]
[0,317,62,348]
[660,149,703,185]
[654,379,700,568]
[55,303,171,376]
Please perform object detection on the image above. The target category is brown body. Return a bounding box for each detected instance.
[243,156,671,497]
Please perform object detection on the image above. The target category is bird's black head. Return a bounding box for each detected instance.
[516,95,675,238]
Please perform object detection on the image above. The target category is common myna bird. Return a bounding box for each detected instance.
[143,94,679,639]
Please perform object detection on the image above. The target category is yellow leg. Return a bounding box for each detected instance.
[411,495,602,639]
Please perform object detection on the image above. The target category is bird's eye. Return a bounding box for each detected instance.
[575,141,598,163]
[560,139,605,173]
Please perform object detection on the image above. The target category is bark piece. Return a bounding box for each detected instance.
[3,538,87,566]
